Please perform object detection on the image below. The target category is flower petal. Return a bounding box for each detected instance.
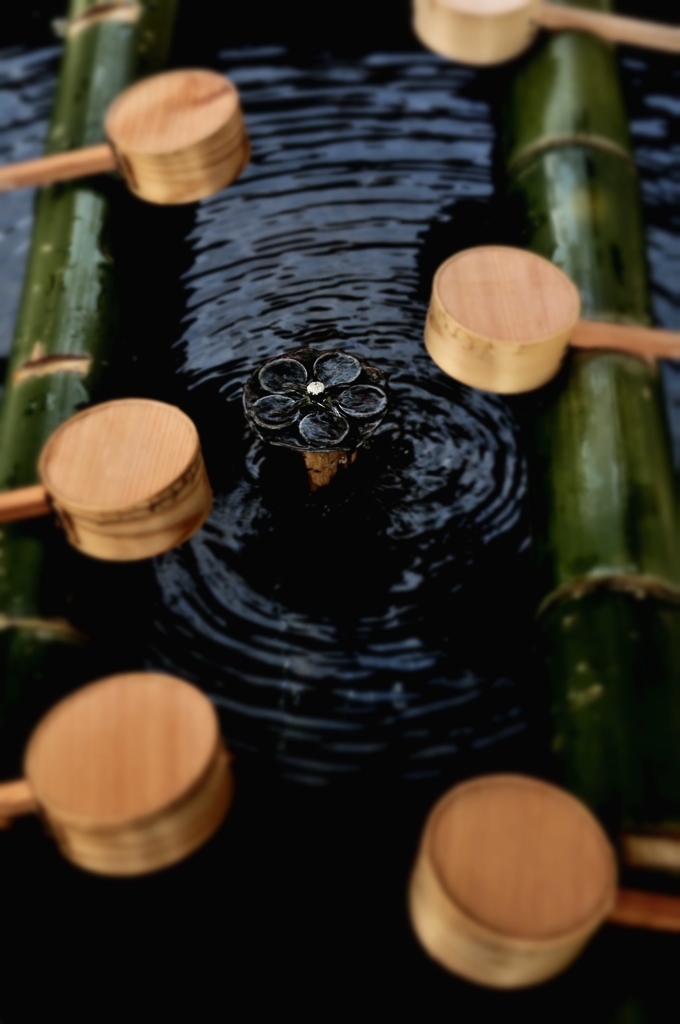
[314,351,361,387]
[299,409,349,446]
[336,385,388,419]
[252,394,300,428]
[259,357,307,393]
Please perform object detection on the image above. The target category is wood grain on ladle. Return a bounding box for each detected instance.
[105,68,250,204]
[424,246,680,393]
[0,398,213,561]
[437,246,579,344]
[0,144,116,192]
[40,399,197,509]
[0,69,249,204]
[430,777,614,942]
[26,673,218,825]
[409,775,680,991]
[425,246,581,393]
[570,320,680,362]
[410,775,616,988]
[0,673,234,875]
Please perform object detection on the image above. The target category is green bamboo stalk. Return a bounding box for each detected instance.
[503,2,680,845]
[0,0,178,761]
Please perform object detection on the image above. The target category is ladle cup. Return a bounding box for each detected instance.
[409,774,680,989]
[0,68,250,204]
[413,0,680,67]
[424,245,680,394]
[0,397,213,561]
[0,672,233,876]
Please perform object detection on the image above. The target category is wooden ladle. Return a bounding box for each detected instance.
[0,672,233,875]
[0,68,250,204]
[0,398,212,561]
[413,0,680,67]
[409,775,680,989]
[425,246,680,393]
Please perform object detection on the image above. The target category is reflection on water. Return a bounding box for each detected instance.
[0,46,59,370]
[622,54,680,472]
[146,50,531,784]
[0,43,678,786]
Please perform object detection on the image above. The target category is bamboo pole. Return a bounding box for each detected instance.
[0,0,178,762]
[503,1,680,858]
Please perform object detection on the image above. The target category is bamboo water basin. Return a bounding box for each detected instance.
[1,12,680,1016]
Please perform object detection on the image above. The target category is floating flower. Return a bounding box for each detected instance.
[243,348,389,452]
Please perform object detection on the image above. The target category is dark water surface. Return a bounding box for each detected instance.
[0,45,59,368]
[144,47,532,785]
[140,42,680,787]
[622,52,680,471]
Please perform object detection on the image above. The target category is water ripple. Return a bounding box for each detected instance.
[623,54,680,472]
[0,46,59,365]
[147,49,531,784]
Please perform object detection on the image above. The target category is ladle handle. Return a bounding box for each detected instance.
[0,780,37,821]
[0,484,51,524]
[0,143,117,193]
[539,2,680,54]
[572,320,680,361]
[610,888,680,933]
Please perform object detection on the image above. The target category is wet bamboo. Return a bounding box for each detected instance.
[0,0,178,759]
[503,0,680,860]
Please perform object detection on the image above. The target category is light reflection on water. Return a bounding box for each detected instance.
[146,49,531,784]
[0,46,59,367]
[623,54,680,472]
[0,44,677,785]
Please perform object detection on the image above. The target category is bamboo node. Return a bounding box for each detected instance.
[621,832,680,874]
[0,615,86,643]
[566,684,604,711]
[507,133,634,176]
[13,353,91,384]
[67,2,141,38]
[537,573,680,618]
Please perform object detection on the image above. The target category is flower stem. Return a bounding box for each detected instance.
[301,451,357,492]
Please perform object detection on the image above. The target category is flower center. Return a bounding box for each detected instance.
[307,381,325,395]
